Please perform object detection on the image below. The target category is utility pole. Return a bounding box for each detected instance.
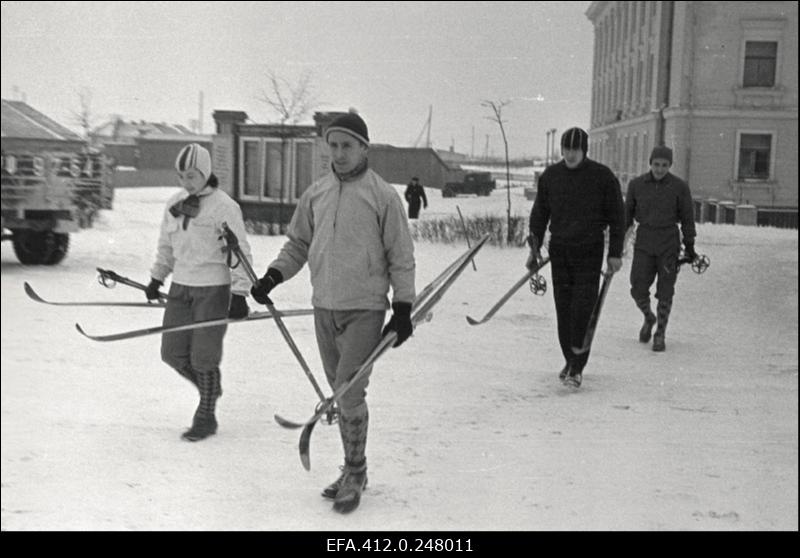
[198,91,205,134]
[471,126,475,158]
[426,105,432,148]
[545,129,551,165]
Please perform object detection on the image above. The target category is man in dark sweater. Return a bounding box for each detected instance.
[527,127,625,388]
[625,146,697,352]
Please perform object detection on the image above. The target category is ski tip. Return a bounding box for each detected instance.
[75,323,88,336]
[465,315,479,326]
[299,422,316,471]
[23,282,41,300]
[273,414,303,429]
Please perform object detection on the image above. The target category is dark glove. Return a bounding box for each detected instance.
[381,301,413,348]
[144,278,163,301]
[525,235,543,270]
[228,294,249,319]
[684,242,698,261]
[250,268,283,305]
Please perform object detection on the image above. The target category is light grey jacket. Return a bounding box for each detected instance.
[270,168,415,310]
[151,187,253,296]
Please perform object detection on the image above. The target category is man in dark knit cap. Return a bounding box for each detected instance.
[250,109,416,513]
[527,126,625,388]
[625,146,697,352]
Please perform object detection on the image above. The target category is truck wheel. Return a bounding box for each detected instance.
[442,187,454,198]
[44,232,70,265]
[12,230,70,265]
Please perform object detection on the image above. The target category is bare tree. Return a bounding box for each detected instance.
[258,70,320,233]
[482,99,513,243]
[258,69,319,125]
[71,87,97,142]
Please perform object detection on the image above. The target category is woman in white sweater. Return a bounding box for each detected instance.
[145,143,253,441]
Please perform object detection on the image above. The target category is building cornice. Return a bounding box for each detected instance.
[585,1,609,22]
[664,107,799,120]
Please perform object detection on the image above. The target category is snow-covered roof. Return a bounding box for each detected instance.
[1,99,83,142]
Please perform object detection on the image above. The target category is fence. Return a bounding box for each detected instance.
[693,198,797,229]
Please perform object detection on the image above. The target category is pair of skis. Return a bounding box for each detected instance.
[275,234,490,471]
[465,257,550,326]
[465,255,613,357]
[25,273,315,342]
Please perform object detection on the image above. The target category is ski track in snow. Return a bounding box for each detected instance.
[1,186,797,531]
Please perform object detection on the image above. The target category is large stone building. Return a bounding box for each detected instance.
[585,1,797,222]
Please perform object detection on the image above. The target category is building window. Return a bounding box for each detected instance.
[242,140,261,198]
[737,133,772,180]
[743,41,777,87]
[263,140,284,199]
[294,141,314,198]
[240,137,316,202]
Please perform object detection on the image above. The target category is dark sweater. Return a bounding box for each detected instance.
[625,171,696,243]
[529,158,625,258]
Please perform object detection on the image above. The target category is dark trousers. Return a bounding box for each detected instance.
[629,227,681,303]
[408,200,421,219]
[549,242,604,372]
[161,283,230,419]
[160,283,230,376]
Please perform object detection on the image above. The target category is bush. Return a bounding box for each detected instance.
[246,214,531,247]
[409,214,529,247]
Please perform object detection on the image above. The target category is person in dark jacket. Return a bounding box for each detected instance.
[625,146,697,352]
[404,176,428,219]
[526,127,625,388]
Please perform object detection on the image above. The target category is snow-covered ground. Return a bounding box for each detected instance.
[1,186,797,531]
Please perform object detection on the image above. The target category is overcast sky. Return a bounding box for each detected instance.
[1,1,594,159]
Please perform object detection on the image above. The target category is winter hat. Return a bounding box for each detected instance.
[561,127,589,154]
[175,143,212,178]
[325,109,369,146]
[649,145,673,165]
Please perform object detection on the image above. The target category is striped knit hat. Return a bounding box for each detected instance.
[175,143,212,178]
[325,109,369,146]
[561,127,589,154]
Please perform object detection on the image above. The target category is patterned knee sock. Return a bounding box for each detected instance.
[655,299,672,337]
[195,369,218,420]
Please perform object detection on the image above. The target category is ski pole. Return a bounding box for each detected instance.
[678,254,710,274]
[456,205,477,271]
[96,268,171,301]
[220,223,327,404]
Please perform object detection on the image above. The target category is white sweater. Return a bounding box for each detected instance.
[150,187,253,296]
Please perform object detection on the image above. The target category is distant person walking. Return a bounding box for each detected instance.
[527,127,625,388]
[625,146,697,352]
[146,143,253,441]
[250,110,416,514]
[404,176,428,219]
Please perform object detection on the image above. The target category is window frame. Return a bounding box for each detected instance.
[738,19,785,89]
[238,137,263,201]
[742,40,778,87]
[238,136,316,203]
[734,130,776,182]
